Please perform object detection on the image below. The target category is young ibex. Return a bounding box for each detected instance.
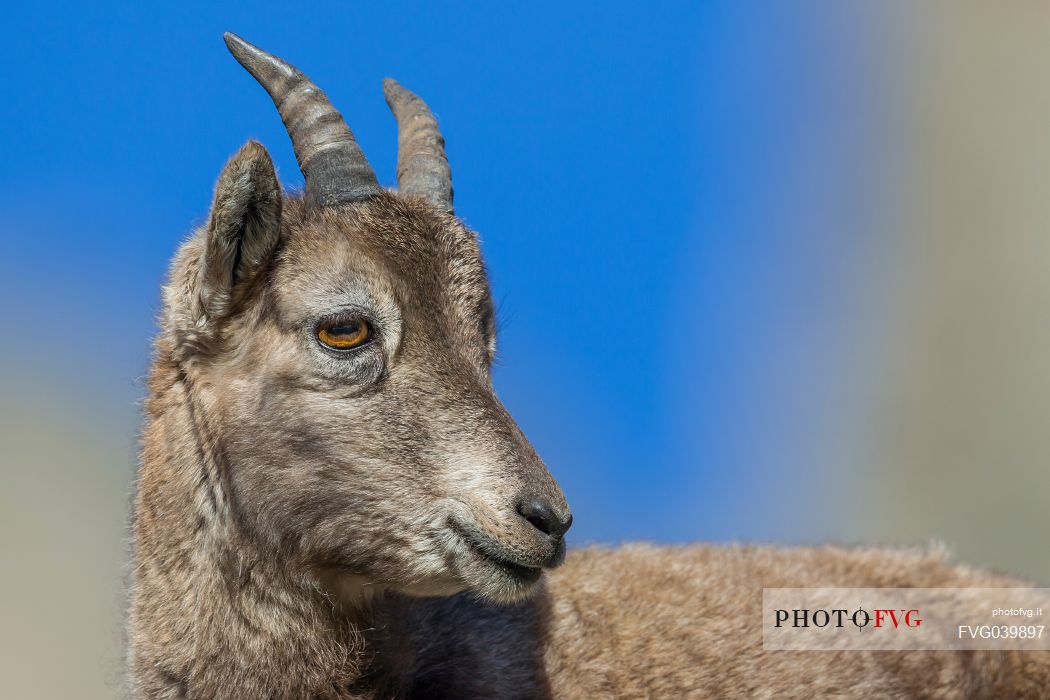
[127,34,1049,698]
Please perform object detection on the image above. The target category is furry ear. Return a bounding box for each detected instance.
[197,140,282,319]
[164,141,282,359]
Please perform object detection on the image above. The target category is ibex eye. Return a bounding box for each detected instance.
[317,318,373,351]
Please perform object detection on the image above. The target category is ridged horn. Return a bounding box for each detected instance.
[224,32,381,208]
[383,78,453,213]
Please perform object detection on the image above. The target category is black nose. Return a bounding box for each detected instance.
[517,496,573,539]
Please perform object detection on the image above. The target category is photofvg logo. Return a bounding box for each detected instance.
[774,607,923,630]
[762,588,1050,651]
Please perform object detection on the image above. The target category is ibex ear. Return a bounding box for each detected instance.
[197,140,282,319]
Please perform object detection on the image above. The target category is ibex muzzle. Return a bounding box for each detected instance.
[156,34,570,605]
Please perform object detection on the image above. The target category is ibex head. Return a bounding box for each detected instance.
[160,34,571,604]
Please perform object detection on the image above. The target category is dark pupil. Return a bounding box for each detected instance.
[330,322,361,337]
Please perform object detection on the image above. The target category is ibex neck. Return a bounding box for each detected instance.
[128,360,402,699]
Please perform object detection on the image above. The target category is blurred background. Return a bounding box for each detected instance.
[4,2,1050,697]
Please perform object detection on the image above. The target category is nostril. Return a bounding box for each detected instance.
[517,497,572,539]
[522,505,553,535]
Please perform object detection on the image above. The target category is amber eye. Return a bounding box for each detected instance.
[317,318,373,350]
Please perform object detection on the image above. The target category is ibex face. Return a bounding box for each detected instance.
[162,35,570,604]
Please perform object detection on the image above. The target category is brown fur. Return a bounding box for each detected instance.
[127,138,1050,699]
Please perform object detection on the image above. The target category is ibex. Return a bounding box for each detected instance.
[127,34,1050,698]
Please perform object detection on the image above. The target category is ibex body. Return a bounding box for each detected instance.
[127,35,1050,698]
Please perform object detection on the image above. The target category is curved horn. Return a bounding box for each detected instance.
[383,78,453,213]
[224,32,381,208]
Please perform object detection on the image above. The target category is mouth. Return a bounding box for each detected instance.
[448,519,544,587]
[461,533,543,584]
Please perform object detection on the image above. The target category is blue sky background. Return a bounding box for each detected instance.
[0,2,893,546]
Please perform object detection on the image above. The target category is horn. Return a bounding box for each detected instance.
[224,32,381,208]
[383,78,453,213]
